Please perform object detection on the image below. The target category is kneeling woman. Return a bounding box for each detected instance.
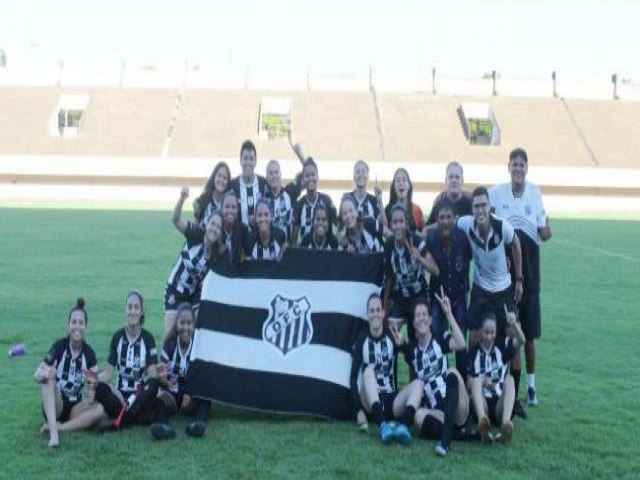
[151,303,211,439]
[245,199,288,261]
[350,294,423,445]
[95,291,160,431]
[468,307,526,444]
[34,298,103,447]
[299,204,339,250]
[391,291,469,457]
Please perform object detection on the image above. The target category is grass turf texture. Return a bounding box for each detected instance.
[0,208,638,479]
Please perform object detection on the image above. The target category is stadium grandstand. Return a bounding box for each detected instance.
[1,65,639,216]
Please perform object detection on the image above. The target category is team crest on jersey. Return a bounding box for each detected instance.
[263,294,313,355]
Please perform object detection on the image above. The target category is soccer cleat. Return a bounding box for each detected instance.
[512,399,528,420]
[379,422,395,444]
[500,421,514,444]
[434,442,449,457]
[478,416,492,445]
[393,423,412,445]
[186,420,206,438]
[151,423,176,440]
[527,387,538,407]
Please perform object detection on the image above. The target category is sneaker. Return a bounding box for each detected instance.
[393,423,412,445]
[500,421,514,444]
[478,416,492,445]
[512,399,528,420]
[434,442,449,457]
[186,420,206,438]
[358,422,369,434]
[527,387,538,407]
[379,421,394,444]
[97,418,117,434]
[151,423,176,440]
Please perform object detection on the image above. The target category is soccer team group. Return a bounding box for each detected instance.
[35,139,551,457]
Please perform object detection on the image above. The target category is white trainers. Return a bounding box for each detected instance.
[527,387,538,407]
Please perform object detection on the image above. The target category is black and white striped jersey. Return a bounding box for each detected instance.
[107,328,158,396]
[469,336,516,400]
[222,223,252,265]
[160,337,192,394]
[350,329,398,411]
[299,232,340,250]
[246,227,287,261]
[199,197,223,229]
[384,232,428,297]
[401,332,452,410]
[264,181,300,241]
[294,192,336,244]
[343,191,380,223]
[44,338,97,402]
[340,218,384,254]
[230,175,268,228]
[165,222,208,296]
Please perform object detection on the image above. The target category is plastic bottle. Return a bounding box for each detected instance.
[8,344,26,357]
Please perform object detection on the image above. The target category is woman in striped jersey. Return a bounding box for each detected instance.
[390,292,470,457]
[245,199,288,261]
[338,195,384,254]
[34,298,103,448]
[350,294,423,445]
[193,161,231,228]
[299,203,339,250]
[221,190,251,266]
[468,306,526,444]
[94,291,160,431]
[151,303,211,440]
[163,187,225,340]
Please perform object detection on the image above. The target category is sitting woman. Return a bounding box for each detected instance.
[34,298,103,448]
[151,303,212,440]
[299,204,339,250]
[350,294,423,445]
[338,195,384,254]
[390,291,470,457]
[245,199,288,261]
[94,291,160,431]
[468,306,526,444]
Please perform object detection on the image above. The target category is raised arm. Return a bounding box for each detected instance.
[504,304,526,348]
[172,186,190,234]
[424,251,440,278]
[434,287,466,351]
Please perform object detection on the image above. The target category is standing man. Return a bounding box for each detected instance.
[425,161,473,230]
[490,148,551,408]
[230,140,267,231]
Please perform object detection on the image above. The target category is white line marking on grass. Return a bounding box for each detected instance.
[554,238,640,264]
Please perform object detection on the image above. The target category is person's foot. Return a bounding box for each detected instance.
[40,423,49,435]
[393,423,412,445]
[527,387,538,407]
[379,421,394,444]
[434,442,449,457]
[478,415,493,445]
[512,399,528,420]
[98,418,118,433]
[358,422,369,434]
[48,432,60,449]
[500,420,514,444]
[186,420,206,438]
[151,422,176,440]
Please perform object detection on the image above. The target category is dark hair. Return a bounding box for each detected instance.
[68,297,88,324]
[255,197,273,216]
[412,296,431,317]
[367,293,382,310]
[310,203,334,237]
[222,190,247,267]
[125,290,145,325]
[471,186,490,200]
[480,309,497,327]
[509,148,528,164]
[389,168,414,206]
[389,203,411,239]
[354,159,369,173]
[436,197,454,216]
[175,302,195,322]
[338,195,362,231]
[196,161,231,221]
[240,140,256,158]
[303,157,318,174]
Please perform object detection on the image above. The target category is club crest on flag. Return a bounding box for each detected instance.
[263,294,313,355]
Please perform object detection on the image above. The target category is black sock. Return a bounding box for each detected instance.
[455,349,469,385]
[512,369,521,399]
[153,398,169,425]
[194,399,211,423]
[401,405,416,427]
[420,415,443,440]
[371,401,384,425]
[121,379,160,426]
[95,382,122,418]
[441,373,459,448]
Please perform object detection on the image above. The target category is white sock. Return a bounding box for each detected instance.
[527,373,536,390]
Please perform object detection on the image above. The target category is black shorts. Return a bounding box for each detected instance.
[366,391,398,424]
[518,292,541,340]
[164,285,199,311]
[42,394,79,423]
[167,390,185,410]
[468,285,515,334]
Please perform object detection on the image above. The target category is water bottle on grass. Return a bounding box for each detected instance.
[8,344,26,357]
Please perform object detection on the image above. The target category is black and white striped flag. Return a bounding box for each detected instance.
[186,248,383,419]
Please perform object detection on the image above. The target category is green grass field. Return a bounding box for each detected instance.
[0,208,639,479]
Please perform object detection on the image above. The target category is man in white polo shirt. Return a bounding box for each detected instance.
[490,148,552,409]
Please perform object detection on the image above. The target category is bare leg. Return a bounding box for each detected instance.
[496,375,515,426]
[360,365,381,412]
[58,402,105,432]
[467,377,487,422]
[40,372,62,447]
[392,380,423,418]
[525,340,536,374]
[163,311,177,342]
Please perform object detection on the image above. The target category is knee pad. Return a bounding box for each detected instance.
[95,382,122,418]
[420,415,443,440]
